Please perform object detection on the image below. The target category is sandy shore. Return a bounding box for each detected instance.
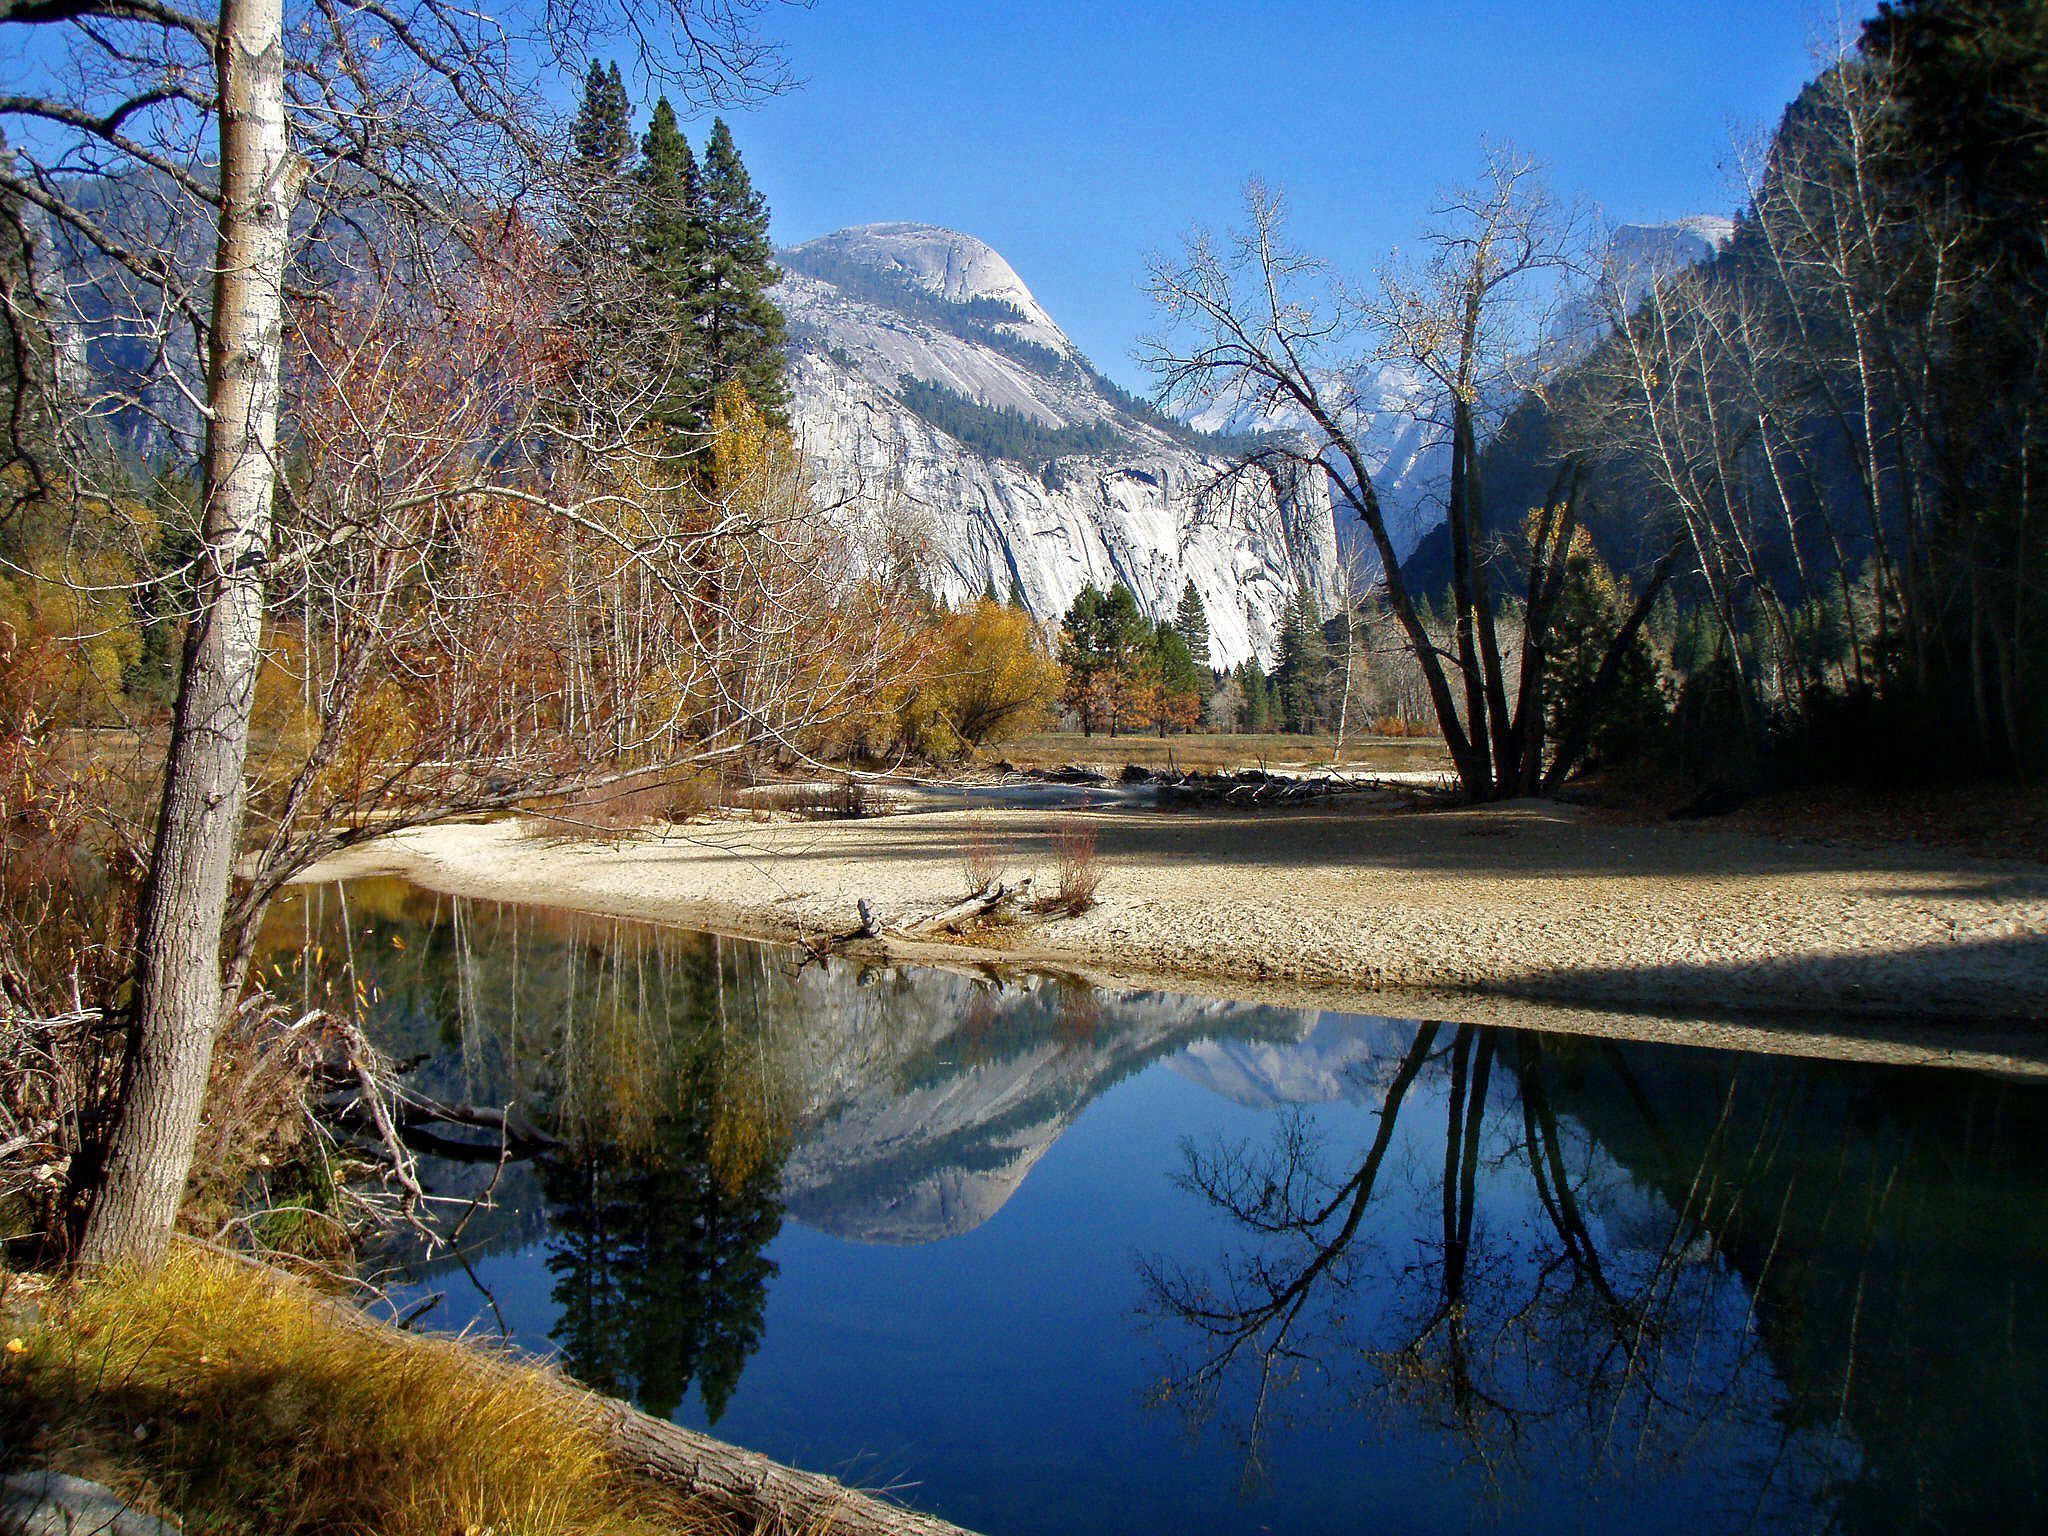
[300,799,2048,1072]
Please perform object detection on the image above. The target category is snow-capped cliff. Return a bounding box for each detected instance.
[776,223,1340,667]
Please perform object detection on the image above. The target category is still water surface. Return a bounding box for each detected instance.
[271,879,2048,1536]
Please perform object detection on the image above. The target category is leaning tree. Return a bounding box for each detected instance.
[1142,155,1679,800]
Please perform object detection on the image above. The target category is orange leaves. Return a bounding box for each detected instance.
[894,598,1063,758]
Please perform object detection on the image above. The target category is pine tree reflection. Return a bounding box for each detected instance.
[538,934,790,1422]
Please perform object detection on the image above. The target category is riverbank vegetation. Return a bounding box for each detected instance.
[1147,2,2046,801]
[2,1248,718,1536]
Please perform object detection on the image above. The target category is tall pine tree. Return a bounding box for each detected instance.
[1274,585,1330,734]
[635,97,709,445]
[571,61,632,172]
[1172,579,1212,673]
[697,118,788,423]
[561,64,638,392]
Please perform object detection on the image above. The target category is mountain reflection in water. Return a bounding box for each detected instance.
[269,879,2048,1536]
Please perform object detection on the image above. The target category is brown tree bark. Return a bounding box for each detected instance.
[77,0,303,1268]
[602,1399,984,1535]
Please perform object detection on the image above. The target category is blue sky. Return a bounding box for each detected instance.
[679,0,1832,390]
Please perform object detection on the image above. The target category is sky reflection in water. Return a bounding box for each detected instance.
[269,879,2048,1536]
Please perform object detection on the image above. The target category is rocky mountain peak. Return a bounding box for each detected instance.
[786,222,1073,358]
[777,224,1340,667]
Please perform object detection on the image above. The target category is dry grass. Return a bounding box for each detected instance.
[0,1247,734,1536]
[535,771,721,844]
[1046,815,1102,916]
[960,820,1010,895]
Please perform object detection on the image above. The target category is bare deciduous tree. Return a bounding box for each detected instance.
[3,0,800,1267]
[1142,153,1667,800]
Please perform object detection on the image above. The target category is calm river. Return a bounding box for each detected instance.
[271,878,2048,1536]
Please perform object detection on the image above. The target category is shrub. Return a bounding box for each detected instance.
[537,771,713,842]
[781,776,872,820]
[1046,814,1102,915]
[896,600,1062,761]
[961,822,1009,894]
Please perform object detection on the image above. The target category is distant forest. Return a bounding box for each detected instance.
[894,375,1128,464]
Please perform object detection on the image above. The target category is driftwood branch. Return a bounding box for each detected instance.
[388,1091,558,1152]
[322,1084,560,1162]
[901,877,1035,937]
[602,1402,983,1536]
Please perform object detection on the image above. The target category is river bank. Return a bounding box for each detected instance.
[299,797,2048,1072]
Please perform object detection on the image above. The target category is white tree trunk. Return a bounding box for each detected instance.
[78,0,303,1268]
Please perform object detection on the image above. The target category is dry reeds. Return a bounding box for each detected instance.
[0,1247,723,1536]
[536,771,715,843]
[960,822,1009,895]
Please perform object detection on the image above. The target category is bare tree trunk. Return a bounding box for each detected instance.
[77,0,302,1269]
[1332,593,1355,766]
[1444,404,1493,793]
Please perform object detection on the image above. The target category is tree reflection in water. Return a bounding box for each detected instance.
[1141,1019,2048,1532]
[273,884,2048,1531]
[278,883,799,1424]
[540,937,789,1421]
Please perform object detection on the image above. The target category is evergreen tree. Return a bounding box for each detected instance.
[1234,659,1274,733]
[1060,581,1152,734]
[1172,579,1212,673]
[982,576,1001,606]
[697,118,788,423]
[1150,619,1204,734]
[562,64,636,340]
[1006,576,1030,613]
[634,97,709,444]
[571,60,633,173]
[1273,586,1331,733]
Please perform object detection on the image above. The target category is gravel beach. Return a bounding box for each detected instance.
[300,798,2048,1070]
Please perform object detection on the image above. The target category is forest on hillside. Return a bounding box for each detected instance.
[1149,1,2047,800]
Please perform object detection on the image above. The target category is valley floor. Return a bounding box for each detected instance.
[302,798,2048,1073]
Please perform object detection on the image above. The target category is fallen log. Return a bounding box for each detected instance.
[902,877,1036,937]
[389,1091,558,1152]
[325,1088,559,1155]
[602,1401,983,1536]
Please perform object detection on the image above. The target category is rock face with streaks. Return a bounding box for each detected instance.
[776,223,1340,667]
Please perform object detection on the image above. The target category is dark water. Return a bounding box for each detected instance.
[269,879,2048,1536]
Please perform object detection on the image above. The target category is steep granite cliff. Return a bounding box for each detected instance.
[776,223,1340,667]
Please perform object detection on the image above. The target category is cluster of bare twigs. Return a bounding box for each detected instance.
[0,1003,110,1244]
[1046,814,1102,915]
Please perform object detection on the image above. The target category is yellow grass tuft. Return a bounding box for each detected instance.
[0,1247,724,1536]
